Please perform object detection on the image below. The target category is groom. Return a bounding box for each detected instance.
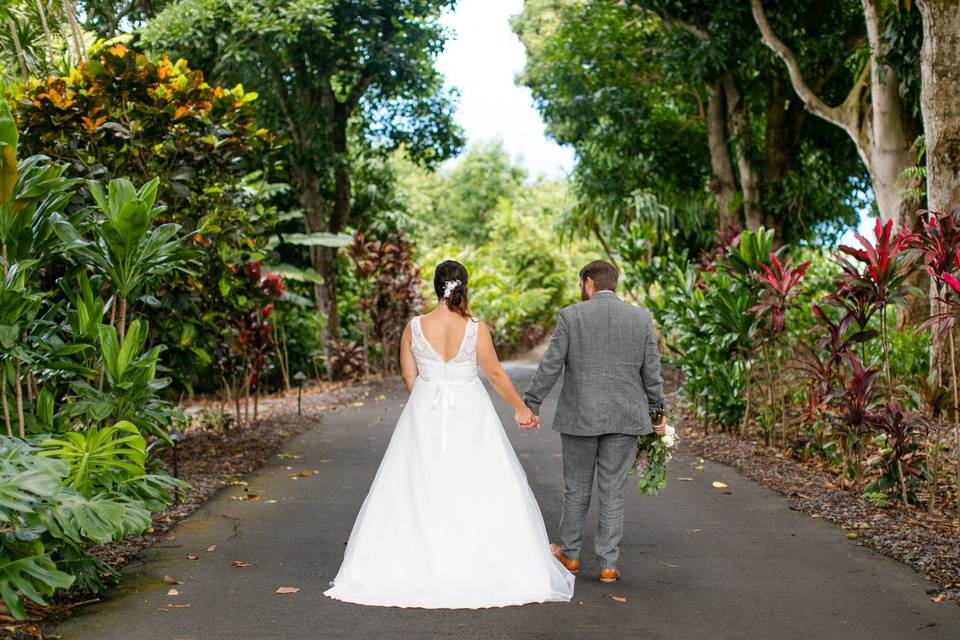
[523,260,666,584]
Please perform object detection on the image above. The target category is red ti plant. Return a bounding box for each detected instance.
[750,254,811,337]
[835,218,918,386]
[914,203,960,518]
[837,352,882,491]
[698,224,741,274]
[747,253,809,446]
[868,400,927,505]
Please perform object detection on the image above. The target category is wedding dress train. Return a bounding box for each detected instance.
[324,316,575,608]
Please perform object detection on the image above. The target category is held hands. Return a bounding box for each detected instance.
[514,405,540,430]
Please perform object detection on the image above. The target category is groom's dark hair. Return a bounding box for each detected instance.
[579,260,619,292]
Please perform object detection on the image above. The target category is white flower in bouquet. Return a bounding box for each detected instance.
[661,424,676,448]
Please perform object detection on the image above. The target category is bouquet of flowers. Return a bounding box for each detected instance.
[632,423,677,496]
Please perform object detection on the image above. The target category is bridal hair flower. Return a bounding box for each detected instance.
[443,279,461,300]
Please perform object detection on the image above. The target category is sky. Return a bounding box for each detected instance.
[435,0,575,179]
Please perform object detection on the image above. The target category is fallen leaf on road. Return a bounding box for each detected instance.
[166,604,191,608]
[677,477,694,481]
[277,453,301,460]
[711,481,728,489]
[166,589,179,596]
[186,554,198,560]
[265,499,277,504]
[276,587,301,594]
[163,575,182,585]
[231,560,252,568]
[694,465,704,471]
[688,529,702,533]
[932,594,945,603]
[206,545,217,553]
[611,596,626,603]
[658,561,679,568]
[227,480,249,487]
[351,402,364,407]
[289,471,317,478]
[377,395,386,401]
[847,533,858,540]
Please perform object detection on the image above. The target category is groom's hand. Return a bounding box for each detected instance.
[653,415,667,435]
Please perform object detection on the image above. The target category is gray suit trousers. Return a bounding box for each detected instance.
[559,433,637,569]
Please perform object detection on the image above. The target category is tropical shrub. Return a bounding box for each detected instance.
[0,105,190,618]
[14,42,282,394]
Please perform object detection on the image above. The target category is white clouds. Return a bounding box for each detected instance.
[436,0,575,179]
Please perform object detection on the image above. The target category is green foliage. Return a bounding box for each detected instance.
[0,108,189,617]
[39,420,146,496]
[15,43,281,393]
[0,435,157,618]
[514,0,865,249]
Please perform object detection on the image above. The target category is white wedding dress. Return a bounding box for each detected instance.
[324,316,575,608]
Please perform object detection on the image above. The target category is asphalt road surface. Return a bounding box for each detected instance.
[54,364,960,639]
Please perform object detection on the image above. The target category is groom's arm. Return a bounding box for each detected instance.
[523,312,570,416]
[640,311,666,413]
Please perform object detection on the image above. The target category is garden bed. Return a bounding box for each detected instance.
[678,416,960,607]
[1,379,377,639]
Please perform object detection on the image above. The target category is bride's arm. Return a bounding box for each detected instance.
[399,320,418,393]
[476,321,537,428]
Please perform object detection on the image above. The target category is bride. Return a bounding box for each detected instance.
[324,260,575,608]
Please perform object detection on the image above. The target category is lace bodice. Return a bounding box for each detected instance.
[411,315,479,380]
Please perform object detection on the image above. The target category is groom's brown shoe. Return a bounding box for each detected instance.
[599,568,621,583]
[550,543,580,574]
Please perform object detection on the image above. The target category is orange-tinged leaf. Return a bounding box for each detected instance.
[162,575,182,585]
[276,587,300,594]
[611,596,626,603]
[231,560,252,568]
[174,105,190,119]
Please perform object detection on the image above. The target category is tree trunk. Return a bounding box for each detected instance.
[14,359,24,438]
[61,0,85,63]
[1,369,10,437]
[722,76,763,231]
[34,0,56,68]
[917,0,960,527]
[751,0,917,228]
[706,82,740,229]
[862,0,920,231]
[7,17,29,81]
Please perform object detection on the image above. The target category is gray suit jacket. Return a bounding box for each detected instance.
[523,291,666,436]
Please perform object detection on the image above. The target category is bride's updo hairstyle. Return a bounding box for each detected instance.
[434,260,471,317]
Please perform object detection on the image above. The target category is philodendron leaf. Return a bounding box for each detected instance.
[0,552,74,619]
